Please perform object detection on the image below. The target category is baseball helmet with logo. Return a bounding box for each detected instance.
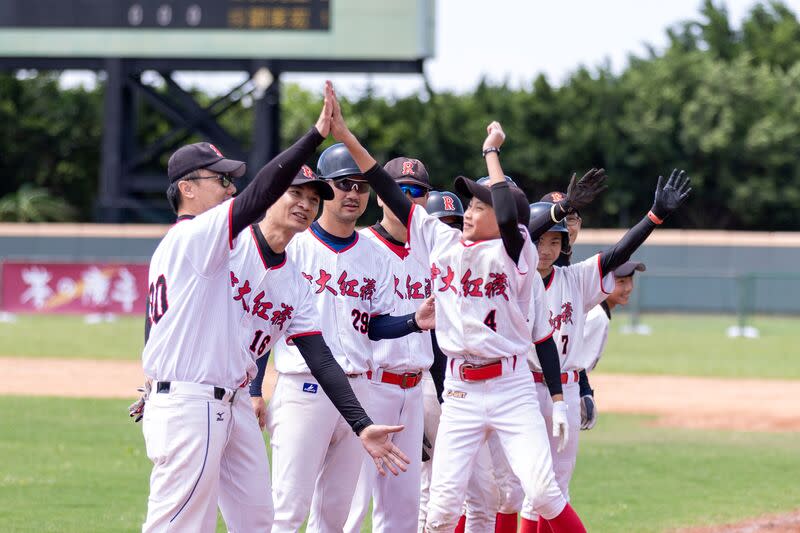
[427,191,464,219]
[316,143,363,181]
[529,202,570,253]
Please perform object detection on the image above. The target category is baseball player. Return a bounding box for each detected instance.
[418,191,463,532]
[343,157,436,533]
[332,97,607,532]
[265,142,434,532]
[518,171,691,531]
[579,260,647,430]
[223,162,413,531]
[139,82,372,532]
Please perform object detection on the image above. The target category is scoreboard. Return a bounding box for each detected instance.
[0,0,434,61]
[0,1,329,31]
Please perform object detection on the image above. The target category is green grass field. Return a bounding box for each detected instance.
[1,397,798,532]
[2,313,798,378]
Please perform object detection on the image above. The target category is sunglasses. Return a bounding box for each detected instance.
[400,184,427,198]
[333,179,370,193]
[186,174,233,189]
[565,214,582,227]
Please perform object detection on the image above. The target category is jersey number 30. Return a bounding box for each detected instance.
[147,275,169,324]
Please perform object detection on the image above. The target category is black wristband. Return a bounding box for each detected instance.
[352,416,374,436]
[482,147,500,158]
[407,315,422,333]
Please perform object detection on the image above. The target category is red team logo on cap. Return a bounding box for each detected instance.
[402,161,415,175]
[208,144,223,157]
[550,192,565,202]
[443,196,456,211]
[302,165,314,178]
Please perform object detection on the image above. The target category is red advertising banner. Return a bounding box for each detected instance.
[1,261,148,314]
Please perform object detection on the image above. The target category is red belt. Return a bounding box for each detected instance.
[532,370,579,384]
[459,361,502,381]
[366,369,423,389]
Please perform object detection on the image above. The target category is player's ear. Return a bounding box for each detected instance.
[177,179,195,200]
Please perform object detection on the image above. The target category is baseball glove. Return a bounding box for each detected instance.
[128,380,151,423]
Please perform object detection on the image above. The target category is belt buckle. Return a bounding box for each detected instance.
[458,363,476,381]
[400,372,418,389]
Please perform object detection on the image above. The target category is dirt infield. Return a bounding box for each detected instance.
[674,509,800,532]
[2,357,800,432]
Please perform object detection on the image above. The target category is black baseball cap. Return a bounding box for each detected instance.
[613,261,646,278]
[292,165,334,200]
[383,157,433,190]
[167,142,246,183]
[454,176,531,227]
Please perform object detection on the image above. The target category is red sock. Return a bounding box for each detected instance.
[537,518,553,533]
[454,514,466,533]
[519,516,538,533]
[544,503,586,533]
[495,512,518,533]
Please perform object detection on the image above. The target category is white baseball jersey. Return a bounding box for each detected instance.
[529,254,615,372]
[272,228,395,374]
[229,225,323,373]
[360,226,434,372]
[582,303,611,372]
[142,199,251,389]
[407,204,539,360]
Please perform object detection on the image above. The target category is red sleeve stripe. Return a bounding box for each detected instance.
[533,329,555,345]
[287,331,322,341]
[597,254,612,295]
[228,199,235,250]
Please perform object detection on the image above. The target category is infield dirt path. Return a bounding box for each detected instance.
[2,357,800,432]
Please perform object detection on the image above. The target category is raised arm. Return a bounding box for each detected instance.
[229,81,334,238]
[329,88,414,225]
[483,121,525,263]
[599,169,691,275]
[528,168,609,241]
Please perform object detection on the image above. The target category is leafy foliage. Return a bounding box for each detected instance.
[1,1,799,229]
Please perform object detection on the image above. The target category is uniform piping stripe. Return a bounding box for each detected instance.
[405,204,415,246]
[533,329,555,345]
[287,330,321,341]
[170,402,211,523]
[544,268,556,291]
[368,226,408,259]
[597,254,612,295]
[307,226,360,254]
[227,199,235,250]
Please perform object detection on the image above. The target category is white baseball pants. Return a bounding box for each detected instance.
[424,358,566,532]
[142,381,272,533]
[345,372,424,533]
[267,372,370,533]
[521,381,581,521]
[418,373,442,532]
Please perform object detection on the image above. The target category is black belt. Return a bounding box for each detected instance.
[156,381,226,401]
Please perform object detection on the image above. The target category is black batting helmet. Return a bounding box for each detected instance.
[529,202,570,253]
[427,191,464,230]
[316,143,363,181]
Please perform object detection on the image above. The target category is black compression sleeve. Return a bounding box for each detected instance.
[490,182,524,264]
[578,369,594,397]
[230,127,324,239]
[368,313,420,341]
[535,337,564,397]
[528,205,561,242]
[364,163,413,225]
[249,352,269,397]
[293,333,373,434]
[599,215,657,275]
[429,330,447,403]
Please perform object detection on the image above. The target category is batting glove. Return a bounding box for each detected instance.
[580,395,597,430]
[128,380,151,423]
[551,400,569,453]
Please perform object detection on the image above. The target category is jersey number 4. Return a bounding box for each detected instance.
[147,275,169,324]
[483,309,497,332]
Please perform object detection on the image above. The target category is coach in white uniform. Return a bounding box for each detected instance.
[140,84,406,533]
[345,157,435,533]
